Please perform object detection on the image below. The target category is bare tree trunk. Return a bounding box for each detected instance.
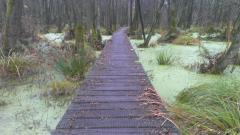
[75,24,85,53]
[178,0,193,29]
[130,0,139,35]
[158,0,178,43]
[140,0,165,48]
[2,0,23,55]
[137,0,146,42]
[96,0,101,30]
[128,0,133,28]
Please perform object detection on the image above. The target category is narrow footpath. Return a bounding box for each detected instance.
[53,28,179,135]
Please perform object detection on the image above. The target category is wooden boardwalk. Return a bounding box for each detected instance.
[52,29,179,135]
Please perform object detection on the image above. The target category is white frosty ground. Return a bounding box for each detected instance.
[43,33,65,44]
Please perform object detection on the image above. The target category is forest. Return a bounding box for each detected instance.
[0,0,240,135]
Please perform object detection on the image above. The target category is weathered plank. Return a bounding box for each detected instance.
[68,102,145,110]
[57,117,176,129]
[52,128,179,135]
[77,90,143,96]
[72,96,139,102]
[62,109,147,119]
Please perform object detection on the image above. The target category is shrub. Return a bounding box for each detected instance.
[47,80,76,96]
[156,50,173,65]
[172,35,201,45]
[0,53,35,79]
[170,81,240,134]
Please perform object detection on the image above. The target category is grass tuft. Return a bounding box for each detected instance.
[170,80,240,134]
[156,50,173,65]
[0,52,35,79]
[55,46,95,79]
[55,55,87,79]
[47,80,76,96]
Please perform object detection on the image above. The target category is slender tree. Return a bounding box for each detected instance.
[140,0,165,47]
[2,0,23,55]
[137,0,146,42]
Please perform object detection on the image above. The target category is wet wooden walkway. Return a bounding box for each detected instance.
[52,29,179,135]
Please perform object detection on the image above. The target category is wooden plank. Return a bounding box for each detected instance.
[86,75,148,80]
[52,128,179,135]
[83,79,148,84]
[68,102,145,110]
[80,83,148,89]
[62,109,147,119]
[76,90,143,96]
[57,117,176,129]
[72,96,138,102]
[88,72,146,76]
[76,86,147,91]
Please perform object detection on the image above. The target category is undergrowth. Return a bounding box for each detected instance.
[170,80,240,134]
[0,51,36,79]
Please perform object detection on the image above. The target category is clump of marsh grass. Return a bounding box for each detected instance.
[55,39,96,79]
[55,45,95,79]
[0,50,36,79]
[170,80,240,134]
[56,55,87,79]
[47,80,76,96]
[156,50,174,65]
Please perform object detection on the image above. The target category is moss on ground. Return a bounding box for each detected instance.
[172,35,201,46]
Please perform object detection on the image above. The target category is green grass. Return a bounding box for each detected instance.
[156,50,173,65]
[170,80,240,134]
